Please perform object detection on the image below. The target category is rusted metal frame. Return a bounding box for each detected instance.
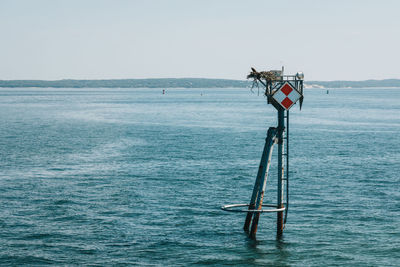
[248,128,278,239]
[277,108,285,237]
[243,127,277,233]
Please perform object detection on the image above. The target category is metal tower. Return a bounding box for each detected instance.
[222,67,304,239]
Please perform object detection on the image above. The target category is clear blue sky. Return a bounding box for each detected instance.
[0,0,399,81]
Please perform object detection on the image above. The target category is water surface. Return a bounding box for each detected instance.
[0,87,399,266]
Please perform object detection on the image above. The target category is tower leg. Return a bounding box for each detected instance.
[249,135,276,239]
[244,128,277,238]
[277,108,285,237]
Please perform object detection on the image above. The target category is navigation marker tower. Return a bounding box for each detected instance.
[221,67,304,239]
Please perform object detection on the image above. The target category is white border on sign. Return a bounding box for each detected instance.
[272,82,301,110]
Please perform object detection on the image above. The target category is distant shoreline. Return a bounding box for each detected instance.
[1,78,400,89]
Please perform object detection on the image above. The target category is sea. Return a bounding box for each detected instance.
[0,87,399,266]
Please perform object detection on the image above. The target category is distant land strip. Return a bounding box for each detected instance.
[1,78,400,88]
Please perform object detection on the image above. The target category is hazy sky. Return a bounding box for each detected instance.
[1,0,399,81]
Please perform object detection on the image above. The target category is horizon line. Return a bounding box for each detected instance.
[1,77,400,82]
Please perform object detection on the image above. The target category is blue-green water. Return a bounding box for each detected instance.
[0,87,399,266]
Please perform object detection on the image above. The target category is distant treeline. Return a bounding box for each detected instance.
[0,78,249,88]
[307,79,400,88]
[0,78,400,88]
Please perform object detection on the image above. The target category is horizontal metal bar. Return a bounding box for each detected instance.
[221,203,285,213]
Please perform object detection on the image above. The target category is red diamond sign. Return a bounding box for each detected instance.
[272,82,302,110]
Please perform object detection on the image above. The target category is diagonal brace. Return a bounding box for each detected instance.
[243,127,277,235]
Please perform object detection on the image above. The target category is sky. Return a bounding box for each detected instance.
[0,0,399,81]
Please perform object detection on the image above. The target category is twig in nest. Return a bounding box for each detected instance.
[249,79,259,93]
[247,68,278,82]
